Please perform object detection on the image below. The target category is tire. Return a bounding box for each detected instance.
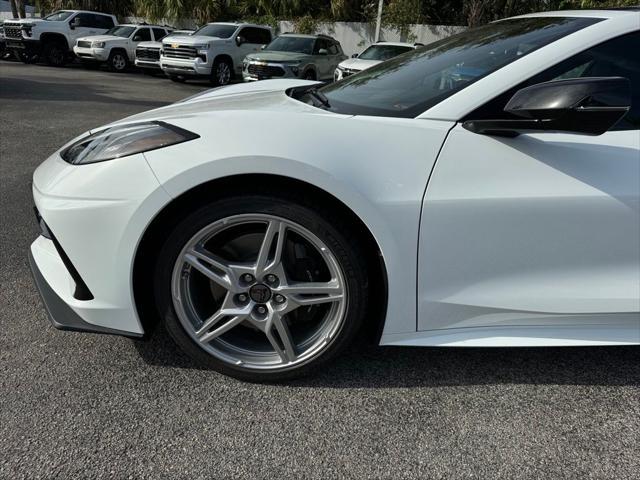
[43,42,67,67]
[107,50,129,72]
[303,69,316,80]
[168,74,185,83]
[210,57,233,86]
[154,194,369,382]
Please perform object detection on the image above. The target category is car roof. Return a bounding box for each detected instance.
[118,24,170,28]
[204,22,269,29]
[372,42,415,48]
[280,33,338,41]
[512,8,640,19]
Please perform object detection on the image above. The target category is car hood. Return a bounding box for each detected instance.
[245,51,310,63]
[162,34,225,46]
[137,41,162,48]
[109,79,341,128]
[3,18,45,26]
[78,35,125,43]
[338,58,381,71]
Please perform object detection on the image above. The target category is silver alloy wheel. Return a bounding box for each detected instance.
[171,214,347,371]
[216,62,231,85]
[112,53,126,70]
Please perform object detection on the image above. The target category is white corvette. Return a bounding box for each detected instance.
[30,10,639,381]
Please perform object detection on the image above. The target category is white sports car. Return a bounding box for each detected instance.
[30,10,640,381]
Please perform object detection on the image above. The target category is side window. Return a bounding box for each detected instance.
[134,28,152,42]
[153,28,168,41]
[313,39,329,54]
[96,15,114,29]
[75,13,96,28]
[241,27,271,45]
[467,31,640,130]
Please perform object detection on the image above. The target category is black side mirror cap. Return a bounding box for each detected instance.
[463,77,631,137]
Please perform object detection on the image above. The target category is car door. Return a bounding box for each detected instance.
[312,38,332,80]
[418,31,640,332]
[69,13,100,44]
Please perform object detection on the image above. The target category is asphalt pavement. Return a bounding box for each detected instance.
[1,60,639,479]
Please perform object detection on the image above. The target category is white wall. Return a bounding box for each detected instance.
[277,21,465,56]
[0,0,36,20]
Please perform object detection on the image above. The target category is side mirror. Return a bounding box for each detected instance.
[260,44,266,50]
[133,36,142,42]
[351,53,358,58]
[318,48,328,55]
[235,36,244,46]
[463,77,631,137]
[69,18,79,29]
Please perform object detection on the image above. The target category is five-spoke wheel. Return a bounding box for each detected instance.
[155,195,368,381]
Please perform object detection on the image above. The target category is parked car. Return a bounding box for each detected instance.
[29,10,640,382]
[74,24,173,72]
[160,22,272,85]
[243,33,346,82]
[2,10,117,66]
[334,41,418,81]
[135,29,193,73]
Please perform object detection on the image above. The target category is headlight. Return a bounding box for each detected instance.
[92,41,105,48]
[61,121,199,165]
[192,43,209,54]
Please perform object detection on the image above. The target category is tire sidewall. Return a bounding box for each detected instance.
[45,42,67,67]
[109,51,128,72]
[210,58,232,86]
[154,195,368,382]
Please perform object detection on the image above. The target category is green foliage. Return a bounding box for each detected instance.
[31,0,640,26]
[293,14,318,34]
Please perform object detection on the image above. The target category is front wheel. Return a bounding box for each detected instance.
[43,42,67,67]
[154,195,369,381]
[108,50,129,72]
[210,58,233,86]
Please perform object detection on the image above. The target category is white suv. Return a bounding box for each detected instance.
[334,42,419,81]
[160,22,272,85]
[2,9,117,66]
[135,30,193,72]
[74,24,173,72]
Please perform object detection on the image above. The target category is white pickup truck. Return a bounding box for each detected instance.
[160,22,272,85]
[2,9,117,66]
[74,24,173,72]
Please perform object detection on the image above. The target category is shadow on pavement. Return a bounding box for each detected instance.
[132,325,640,388]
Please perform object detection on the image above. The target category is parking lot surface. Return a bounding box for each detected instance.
[1,62,639,479]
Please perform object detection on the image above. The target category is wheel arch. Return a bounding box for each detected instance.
[213,53,233,69]
[132,173,388,342]
[40,32,68,50]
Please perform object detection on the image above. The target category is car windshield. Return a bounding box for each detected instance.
[315,16,602,118]
[105,26,135,38]
[265,36,315,55]
[358,44,414,61]
[44,10,74,21]
[193,24,236,39]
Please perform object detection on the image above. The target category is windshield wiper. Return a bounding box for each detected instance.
[306,87,331,108]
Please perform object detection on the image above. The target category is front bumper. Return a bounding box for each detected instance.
[5,37,40,55]
[160,57,211,76]
[135,58,161,69]
[73,45,108,61]
[242,61,298,82]
[29,247,141,337]
[30,149,173,337]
